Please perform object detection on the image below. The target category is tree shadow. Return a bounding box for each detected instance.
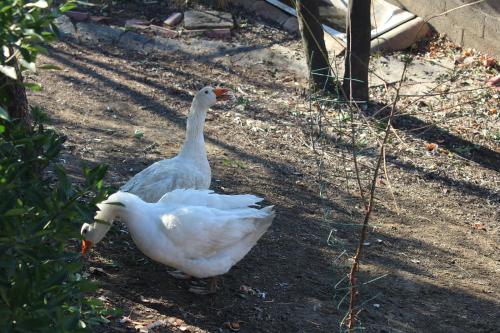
[34,35,500,333]
[368,103,500,173]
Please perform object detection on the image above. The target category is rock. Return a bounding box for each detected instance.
[64,10,89,22]
[251,1,289,25]
[54,15,76,37]
[184,28,231,39]
[282,16,299,33]
[184,10,233,30]
[164,12,183,27]
[76,22,123,43]
[149,25,179,38]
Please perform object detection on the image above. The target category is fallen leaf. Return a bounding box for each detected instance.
[426,143,437,151]
[473,223,486,231]
[489,108,497,115]
[223,321,242,332]
[482,56,496,68]
[463,48,473,57]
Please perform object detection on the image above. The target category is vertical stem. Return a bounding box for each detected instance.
[347,62,408,332]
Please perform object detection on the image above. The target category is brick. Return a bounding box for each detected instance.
[65,10,89,22]
[149,25,179,38]
[164,12,183,27]
[125,19,149,27]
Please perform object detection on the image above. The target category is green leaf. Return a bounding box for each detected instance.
[5,208,26,216]
[19,59,36,73]
[133,129,143,139]
[38,64,62,70]
[24,0,49,8]
[0,106,10,121]
[0,65,17,80]
[59,2,77,12]
[24,82,42,91]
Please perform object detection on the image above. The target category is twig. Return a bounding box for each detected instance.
[382,145,400,214]
[347,61,409,332]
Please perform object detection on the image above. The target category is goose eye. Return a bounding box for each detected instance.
[205,91,209,94]
[83,229,88,234]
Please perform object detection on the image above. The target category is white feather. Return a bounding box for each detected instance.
[82,190,275,279]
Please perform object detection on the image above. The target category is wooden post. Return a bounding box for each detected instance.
[343,0,371,103]
[296,0,333,91]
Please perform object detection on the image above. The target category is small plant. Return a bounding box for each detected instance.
[0,109,119,332]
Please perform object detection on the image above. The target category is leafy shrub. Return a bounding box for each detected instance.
[0,0,76,79]
[0,110,118,332]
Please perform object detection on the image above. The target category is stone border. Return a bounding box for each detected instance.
[53,15,308,77]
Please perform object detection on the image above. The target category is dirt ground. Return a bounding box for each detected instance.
[28,4,499,333]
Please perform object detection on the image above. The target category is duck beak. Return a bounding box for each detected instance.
[214,87,231,101]
[82,240,93,256]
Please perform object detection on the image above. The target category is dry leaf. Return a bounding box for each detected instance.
[482,56,496,68]
[489,108,497,115]
[223,321,242,332]
[473,223,486,231]
[463,49,473,57]
[426,143,437,151]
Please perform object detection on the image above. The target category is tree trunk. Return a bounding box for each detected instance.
[296,0,333,91]
[343,0,371,103]
[0,48,31,127]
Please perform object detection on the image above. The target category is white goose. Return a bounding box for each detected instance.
[81,189,275,294]
[120,86,231,203]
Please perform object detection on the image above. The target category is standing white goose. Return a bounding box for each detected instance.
[81,189,275,294]
[120,86,231,203]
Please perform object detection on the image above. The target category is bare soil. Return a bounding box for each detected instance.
[28,4,499,333]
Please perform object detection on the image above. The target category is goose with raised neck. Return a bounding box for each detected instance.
[119,86,230,203]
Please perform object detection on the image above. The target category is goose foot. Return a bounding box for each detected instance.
[168,270,191,280]
[188,277,219,295]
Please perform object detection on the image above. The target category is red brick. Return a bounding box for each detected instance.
[164,12,183,27]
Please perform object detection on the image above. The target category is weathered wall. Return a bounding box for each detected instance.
[388,0,500,57]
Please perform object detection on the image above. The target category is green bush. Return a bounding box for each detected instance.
[0,0,76,78]
[0,110,118,332]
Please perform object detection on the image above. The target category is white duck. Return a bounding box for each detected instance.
[81,189,275,294]
[120,86,231,203]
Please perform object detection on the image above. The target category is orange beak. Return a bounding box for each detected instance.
[82,240,93,256]
[214,87,231,101]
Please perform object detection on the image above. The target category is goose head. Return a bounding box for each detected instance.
[193,86,231,109]
[81,221,109,256]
